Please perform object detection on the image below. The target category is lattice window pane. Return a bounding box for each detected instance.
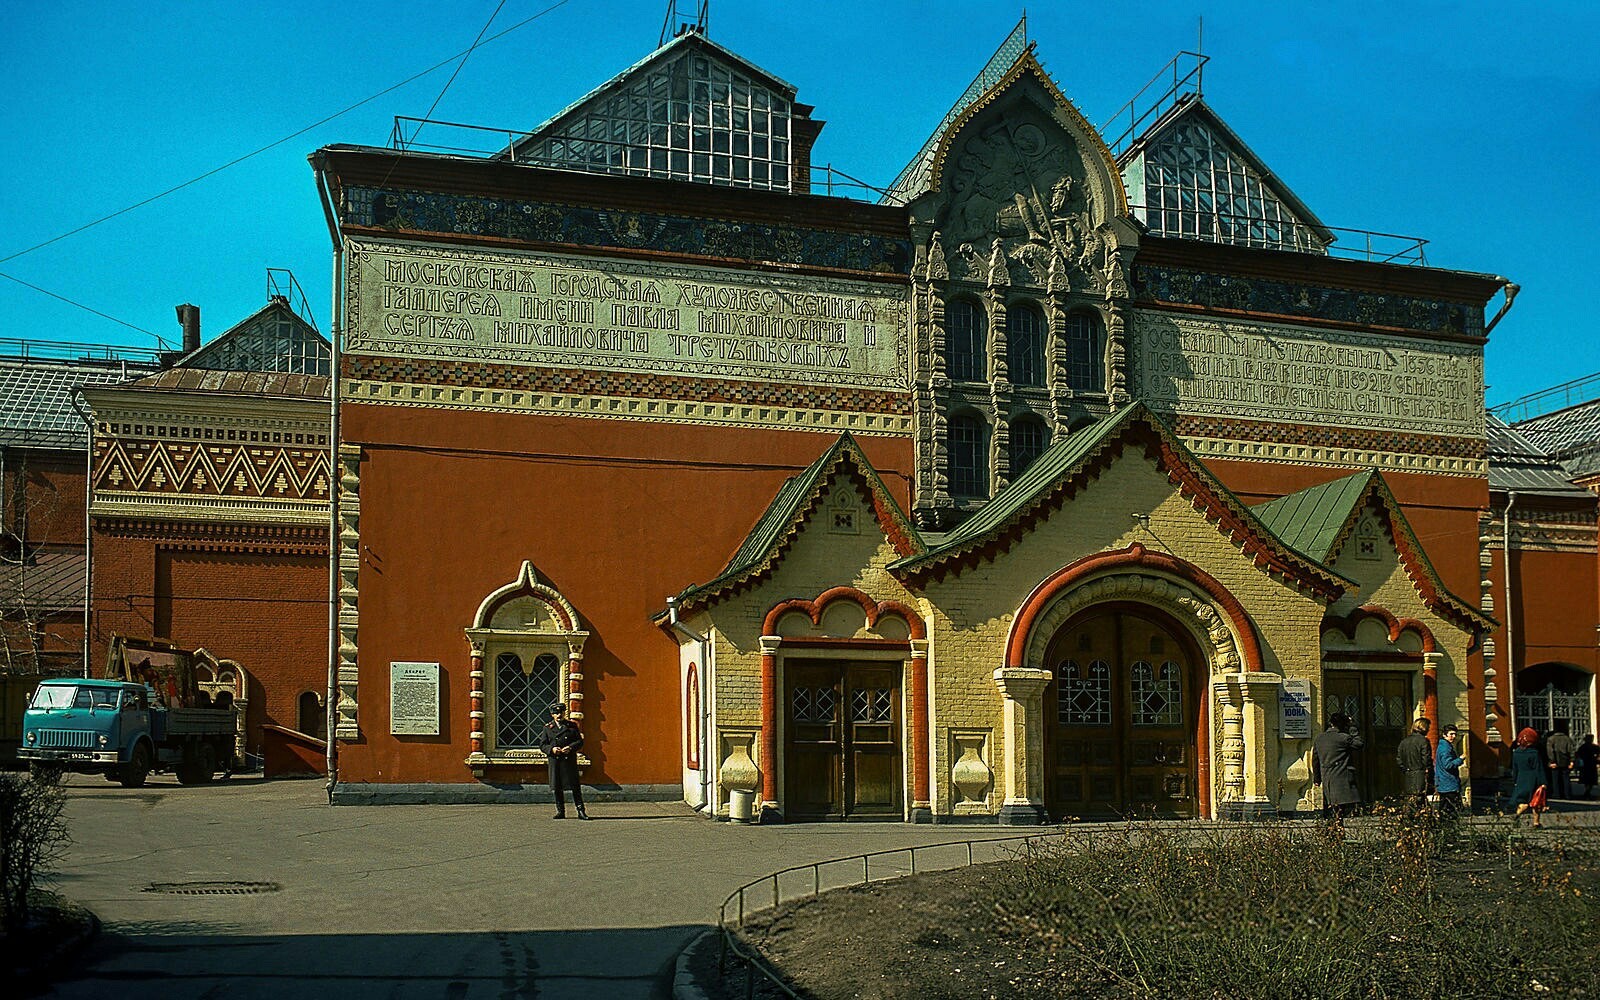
[1131,660,1182,727]
[946,299,986,382]
[948,413,987,498]
[794,685,837,723]
[1065,312,1105,393]
[1058,659,1111,726]
[1007,304,1045,387]
[852,688,870,722]
[1009,417,1050,479]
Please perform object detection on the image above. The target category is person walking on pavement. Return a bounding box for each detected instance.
[1509,727,1547,828]
[1546,725,1575,800]
[538,701,589,820]
[1396,717,1434,816]
[1435,723,1465,817]
[1313,712,1364,825]
[1576,734,1599,799]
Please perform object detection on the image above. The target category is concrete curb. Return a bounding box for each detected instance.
[672,927,717,1000]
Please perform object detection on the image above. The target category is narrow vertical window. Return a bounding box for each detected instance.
[948,412,988,498]
[946,299,986,382]
[1066,312,1105,393]
[1007,304,1045,387]
[1009,416,1050,479]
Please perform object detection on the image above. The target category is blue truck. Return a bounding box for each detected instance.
[20,639,239,787]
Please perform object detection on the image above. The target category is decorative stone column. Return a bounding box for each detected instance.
[1215,672,1281,820]
[993,666,1052,825]
[1422,651,1442,750]
[466,639,487,770]
[909,638,932,823]
[567,639,585,722]
[759,635,781,815]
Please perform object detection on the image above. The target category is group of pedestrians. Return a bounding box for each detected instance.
[1311,713,1595,827]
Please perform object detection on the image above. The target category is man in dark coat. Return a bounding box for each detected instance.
[537,702,589,820]
[1546,725,1575,800]
[1395,717,1434,815]
[1312,712,1364,823]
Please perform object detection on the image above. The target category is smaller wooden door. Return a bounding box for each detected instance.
[1323,670,1412,805]
[784,662,903,819]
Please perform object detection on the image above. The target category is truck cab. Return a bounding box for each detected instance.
[21,679,153,786]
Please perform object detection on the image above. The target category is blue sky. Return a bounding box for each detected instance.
[2,1,1595,406]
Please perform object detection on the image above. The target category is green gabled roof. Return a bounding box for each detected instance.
[663,433,923,616]
[889,403,1351,599]
[1250,469,1377,562]
[1251,469,1494,633]
[890,408,1131,574]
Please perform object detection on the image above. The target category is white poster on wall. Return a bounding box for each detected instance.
[1280,679,1313,740]
[390,662,441,736]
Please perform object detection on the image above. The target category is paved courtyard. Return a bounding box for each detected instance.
[39,775,1031,999]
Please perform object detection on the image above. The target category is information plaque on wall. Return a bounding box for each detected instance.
[390,662,441,736]
[1279,679,1313,740]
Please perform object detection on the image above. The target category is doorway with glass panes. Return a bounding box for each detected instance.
[1045,605,1200,818]
[784,660,903,820]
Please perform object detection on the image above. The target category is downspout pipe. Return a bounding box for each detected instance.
[1502,491,1517,746]
[665,595,713,812]
[316,160,343,801]
[1484,278,1519,337]
[69,389,94,678]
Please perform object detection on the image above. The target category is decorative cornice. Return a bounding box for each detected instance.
[90,494,328,526]
[1182,436,1488,478]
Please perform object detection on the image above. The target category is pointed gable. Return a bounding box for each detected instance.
[508,30,814,192]
[891,403,1348,601]
[1120,95,1334,252]
[665,433,922,615]
[1252,470,1492,634]
[177,298,329,376]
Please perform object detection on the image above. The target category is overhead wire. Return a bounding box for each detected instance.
[0,0,573,270]
[0,270,170,345]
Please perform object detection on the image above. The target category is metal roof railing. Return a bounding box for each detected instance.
[0,338,164,366]
[1130,203,1428,264]
[1101,51,1208,160]
[1490,372,1600,424]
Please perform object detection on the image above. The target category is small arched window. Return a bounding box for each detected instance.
[1007,303,1046,387]
[946,299,986,382]
[686,663,701,770]
[1009,416,1050,479]
[297,691,325,739]
[494,651,562,750]
[1066,311,1105,393]
[948,412,988,498]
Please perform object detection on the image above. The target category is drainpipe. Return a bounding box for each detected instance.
[666,595,714,811]
[1503,491,1517,746]
[316,162,343,799]
[1483,279,1520,337]
[69,390,94,678]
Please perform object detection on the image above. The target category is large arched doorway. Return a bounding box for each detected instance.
[1515,662,1594,739]
[1044,604,1200,818]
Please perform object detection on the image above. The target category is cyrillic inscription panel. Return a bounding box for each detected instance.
[1133,311,1484,438]
[346,238,910,390]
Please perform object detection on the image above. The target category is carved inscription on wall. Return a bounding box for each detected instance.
[346,239,910,390]
[1133,311,1484,437]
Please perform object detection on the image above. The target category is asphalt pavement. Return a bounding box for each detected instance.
[38,774,1029,999]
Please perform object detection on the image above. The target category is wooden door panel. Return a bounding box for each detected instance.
[785,665,842,818]
[1322,670,1413,807]
[845,664,902,817]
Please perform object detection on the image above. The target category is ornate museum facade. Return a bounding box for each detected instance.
[308,24,1552,821]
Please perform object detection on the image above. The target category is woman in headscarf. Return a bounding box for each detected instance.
[1508,727,1547,828]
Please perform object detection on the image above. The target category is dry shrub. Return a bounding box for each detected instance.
[995,814,1598,1000]
[0,773,70,933]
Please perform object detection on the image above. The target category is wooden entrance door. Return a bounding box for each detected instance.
[1046,609,1197,818]
[1322,670,1412,805]
[784,661,903,819]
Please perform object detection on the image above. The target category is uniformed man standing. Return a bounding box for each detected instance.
[538,702,589,820]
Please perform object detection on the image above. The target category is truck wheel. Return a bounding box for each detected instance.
[120,743,151,788]
[105,770,122,782]
[29,763,63,785]
[196,743,218,785]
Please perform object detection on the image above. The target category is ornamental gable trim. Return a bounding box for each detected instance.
[664,432,923,617]
[890,402,1351,603]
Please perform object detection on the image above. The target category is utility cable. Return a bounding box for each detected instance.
[0,270,169,345]
[0,0,574,268]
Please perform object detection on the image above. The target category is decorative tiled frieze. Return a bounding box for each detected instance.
[341,185,914,274]
[1182,436,1489,478]
[1133,263,1483,338]
[343,379,914,436]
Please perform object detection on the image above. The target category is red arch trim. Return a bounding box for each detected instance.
[762,587,927,640]
[1004,543,1262,671]
[1322,604,1438,654]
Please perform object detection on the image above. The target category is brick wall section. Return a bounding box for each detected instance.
[91,528,327,758]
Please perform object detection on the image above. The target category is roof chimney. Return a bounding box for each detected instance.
[175,304,201,353]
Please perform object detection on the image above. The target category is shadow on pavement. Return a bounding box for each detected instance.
[40,922,710,1000]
